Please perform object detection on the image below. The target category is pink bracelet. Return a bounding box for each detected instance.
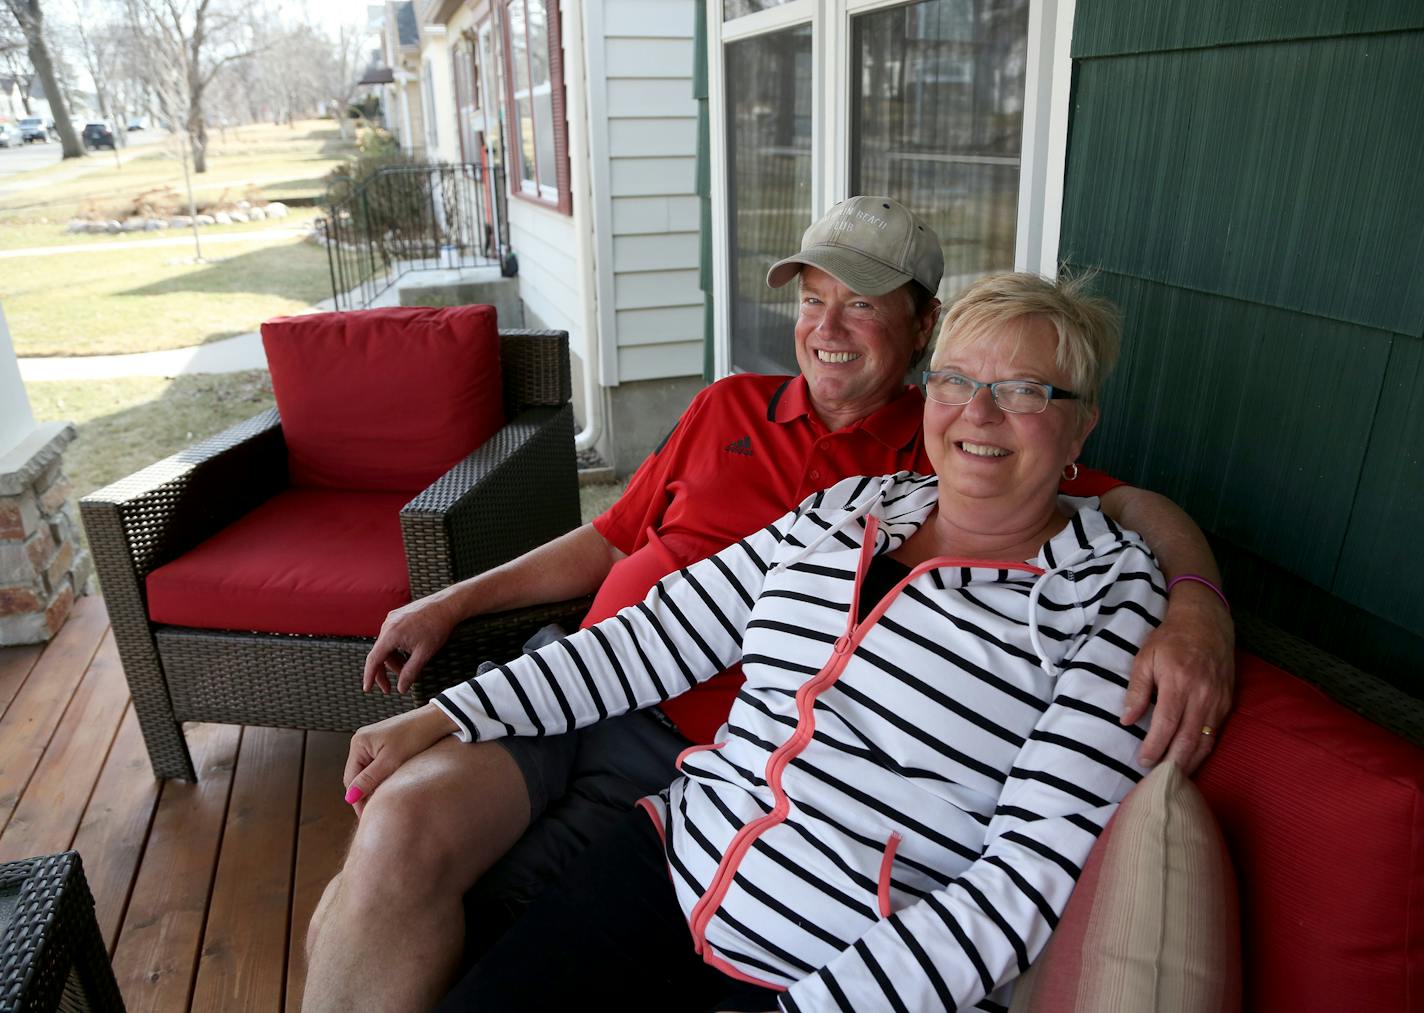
[1166,574,1230,612]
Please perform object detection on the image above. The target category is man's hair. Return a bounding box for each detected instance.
[906,281,937,318]
[932,271,1121,411]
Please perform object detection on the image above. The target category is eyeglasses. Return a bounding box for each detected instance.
[921,370,1078,414]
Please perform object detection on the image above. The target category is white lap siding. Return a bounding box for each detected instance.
[436,473,1164,1012]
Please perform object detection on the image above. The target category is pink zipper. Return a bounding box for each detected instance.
[685,515,1047,952]
[877,832,902,918]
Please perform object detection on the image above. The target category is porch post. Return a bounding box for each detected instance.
[0,303,93,645]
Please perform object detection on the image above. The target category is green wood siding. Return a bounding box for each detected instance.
[1063,33,1424,335]
[1072,0,1424,57]
[1336,338,1424,632]
[1064,2,1424,678]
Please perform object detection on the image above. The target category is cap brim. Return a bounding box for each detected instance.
[765,248,913,297]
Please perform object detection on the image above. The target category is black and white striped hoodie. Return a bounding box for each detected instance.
[436,472,1164,1012]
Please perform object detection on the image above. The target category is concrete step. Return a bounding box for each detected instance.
[398,271,524,327]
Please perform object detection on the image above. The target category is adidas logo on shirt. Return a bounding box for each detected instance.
[724,435,753,456]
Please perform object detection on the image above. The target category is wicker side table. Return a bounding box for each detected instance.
[0,852,124,1013]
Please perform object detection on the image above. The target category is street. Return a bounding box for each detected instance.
[0,127,169,182]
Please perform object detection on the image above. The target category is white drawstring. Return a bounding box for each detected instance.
[769,479,890,576]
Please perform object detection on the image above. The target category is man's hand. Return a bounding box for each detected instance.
[363,595,463,695]
[1121,584,1235,773]
[342,705,460,816]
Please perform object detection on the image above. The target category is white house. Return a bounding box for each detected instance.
[401,0,706,472]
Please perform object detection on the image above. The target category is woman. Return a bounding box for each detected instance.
[349,272,1162,1012]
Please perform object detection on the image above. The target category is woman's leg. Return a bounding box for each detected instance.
[437,811,782,1011]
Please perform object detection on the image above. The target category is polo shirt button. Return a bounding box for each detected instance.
[810,470,821,481]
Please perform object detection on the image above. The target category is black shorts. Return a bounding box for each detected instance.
[442,812,781,1012]
[463,708,691,957]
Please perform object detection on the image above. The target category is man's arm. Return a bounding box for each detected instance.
[362,522,626,694]
[1097,486,1235,773]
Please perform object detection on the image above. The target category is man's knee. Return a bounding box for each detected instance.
[346,738,533,889]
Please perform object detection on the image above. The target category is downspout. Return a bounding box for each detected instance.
[568,0,604,454]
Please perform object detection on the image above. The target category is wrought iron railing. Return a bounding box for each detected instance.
[317,161,514,310]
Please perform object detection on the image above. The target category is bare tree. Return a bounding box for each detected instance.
[64,0,121,138]
[123,0,257,172]
[324,21,368,140]
[1,18,33,112]
[3,0,83,157]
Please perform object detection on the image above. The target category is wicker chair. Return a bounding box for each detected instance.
[81,329,584,782]
[0,851,125,1012]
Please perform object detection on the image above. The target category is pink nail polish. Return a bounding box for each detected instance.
[344,785,364,804]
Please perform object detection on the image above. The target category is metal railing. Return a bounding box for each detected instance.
[317,161,514,310]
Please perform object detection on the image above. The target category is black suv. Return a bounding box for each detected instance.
[82,122,116,150]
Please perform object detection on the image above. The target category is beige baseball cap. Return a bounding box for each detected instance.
[766,196,944,297]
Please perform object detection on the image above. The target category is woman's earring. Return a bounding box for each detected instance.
[1063,462,1080,482]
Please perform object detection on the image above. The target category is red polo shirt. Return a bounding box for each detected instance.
[589,374,1121,742]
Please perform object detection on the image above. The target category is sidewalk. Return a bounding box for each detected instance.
[17,329,270,380]
[0,226,311,260]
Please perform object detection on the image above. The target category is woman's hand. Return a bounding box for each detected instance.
[1120,583,1235,773]
[342,705,460,815]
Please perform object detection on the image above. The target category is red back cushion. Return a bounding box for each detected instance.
[1196,652,1424,1012]
[262,305,503,492]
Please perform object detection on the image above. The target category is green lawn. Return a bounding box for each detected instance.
[26,371,278,499]
[0,121,352,357]
[2,233,336,356]
[0,121,353,226]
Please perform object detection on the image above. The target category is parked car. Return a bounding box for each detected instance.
[18,116,48,143]
[82,122,116,150]
[0,123,15,148]
[126,117,145,131]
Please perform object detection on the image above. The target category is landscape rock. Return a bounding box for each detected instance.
[213,212,233,225]
[265,202,289,219]
[246,206,266,221]
[169,216,192,228]
[145,219,168,230]
[66,219,88,234]
[121,218,146,232]
[227,209,248,223]
[105,220,122,234]
[196,214,216,226]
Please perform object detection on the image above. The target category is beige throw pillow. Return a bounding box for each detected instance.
[1008,761,1241,1013]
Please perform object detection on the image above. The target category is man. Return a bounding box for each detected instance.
[303,197,1234,1012]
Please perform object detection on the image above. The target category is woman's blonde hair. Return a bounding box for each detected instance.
[932,271,1122,411]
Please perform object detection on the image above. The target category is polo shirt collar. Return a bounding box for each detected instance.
[769,375,925,451]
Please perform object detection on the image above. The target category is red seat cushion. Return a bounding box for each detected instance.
[145,489,413,637]
[261,304,504,492]
[1196,652,1424,1012]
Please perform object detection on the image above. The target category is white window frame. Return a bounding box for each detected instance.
[706,0,1076,379]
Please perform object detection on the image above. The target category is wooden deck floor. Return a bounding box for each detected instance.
[0,596,357,1012]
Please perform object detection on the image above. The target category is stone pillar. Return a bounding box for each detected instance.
[0,422,95,645]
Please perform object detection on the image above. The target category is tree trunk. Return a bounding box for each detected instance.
[187,56,207,172]
[187,91,208,172]
[6,0,83,158]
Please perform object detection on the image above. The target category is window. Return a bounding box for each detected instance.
[851,0,1030,294]
[501,0,571,213]
[725,25,813,375]
[710,0,1067,376]
[453,40,479,163]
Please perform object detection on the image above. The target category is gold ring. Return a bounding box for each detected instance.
[1201,725,1215,737]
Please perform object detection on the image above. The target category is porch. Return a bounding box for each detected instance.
[0,595,353,1011]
